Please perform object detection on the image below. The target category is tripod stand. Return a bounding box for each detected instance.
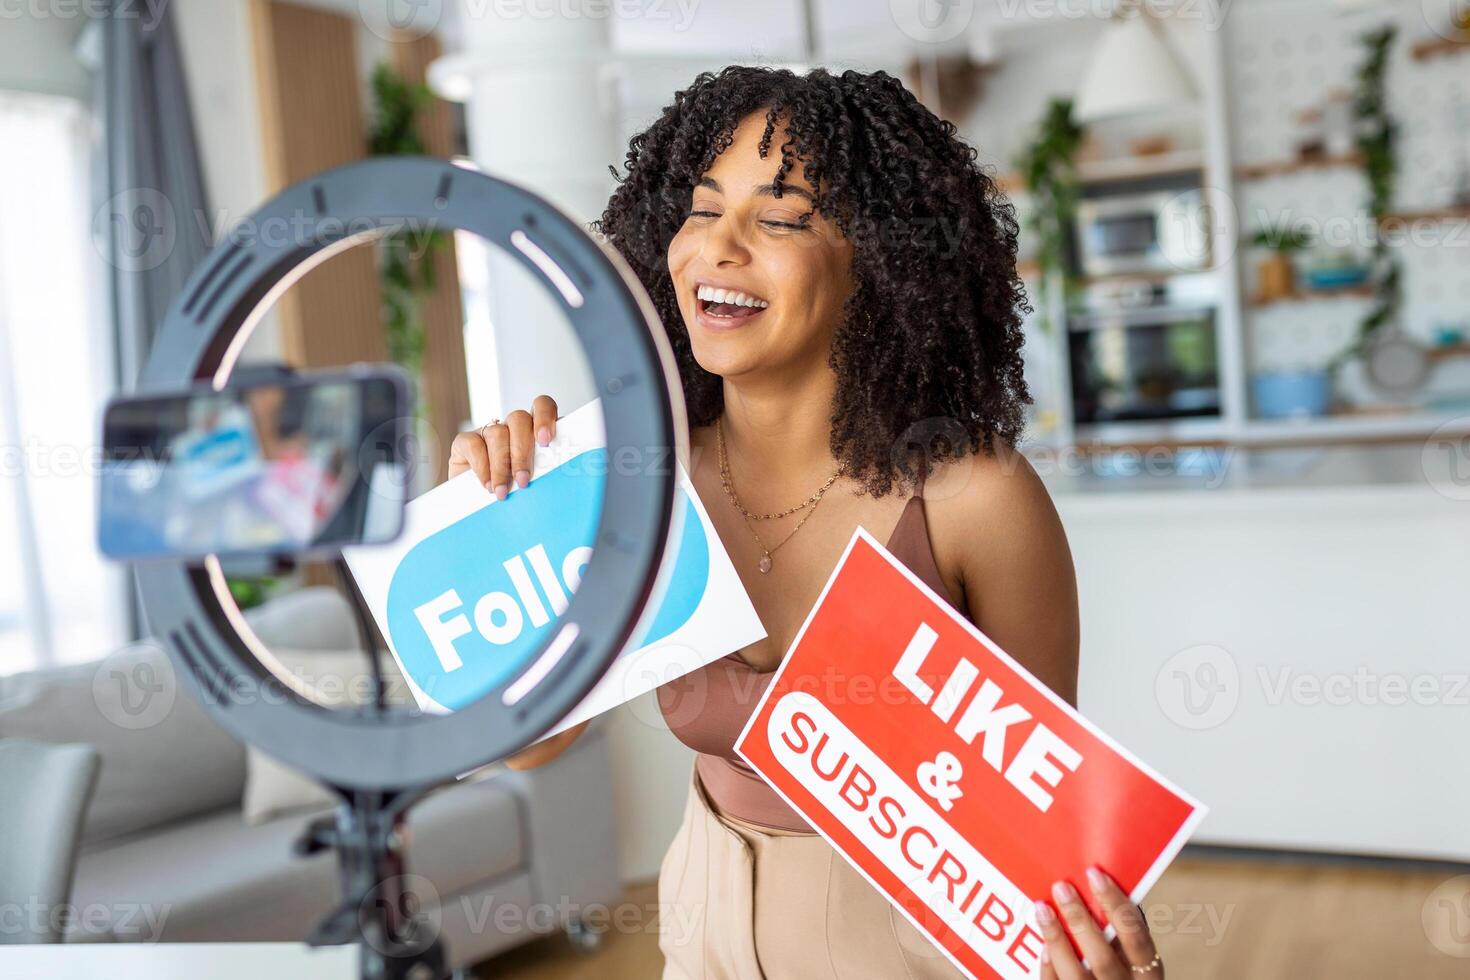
[290,558,449,980]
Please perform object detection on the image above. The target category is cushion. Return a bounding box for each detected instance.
[241,648,414,825]
[0,641,246,847]
[70,777,526,942]
[243,586,361,652]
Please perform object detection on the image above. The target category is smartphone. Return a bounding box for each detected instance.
[98,367,412,561]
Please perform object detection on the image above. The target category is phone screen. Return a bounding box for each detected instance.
[98,372,408,560]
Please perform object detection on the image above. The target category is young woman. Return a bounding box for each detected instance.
[449,66,1164,980]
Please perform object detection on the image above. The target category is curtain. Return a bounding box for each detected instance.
[0,93,128,674]
[95,0,214,643]
[101,0,213,392]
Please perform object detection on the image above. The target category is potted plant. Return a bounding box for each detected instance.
[1249,225,1313,301]
[1014,98,1085,333]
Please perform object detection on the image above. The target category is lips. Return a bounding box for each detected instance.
[693,281,770,330]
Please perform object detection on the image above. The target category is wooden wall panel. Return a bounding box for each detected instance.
[391,34,471,482]
[249,0,385,372]
[248,5,471,484]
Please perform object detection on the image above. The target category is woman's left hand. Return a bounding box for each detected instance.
[1034,867,1162,979]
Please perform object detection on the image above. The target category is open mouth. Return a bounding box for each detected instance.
[696,284,770,321]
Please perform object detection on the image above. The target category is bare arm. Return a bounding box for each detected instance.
[930,447,1080,706]
[502,720,589,771]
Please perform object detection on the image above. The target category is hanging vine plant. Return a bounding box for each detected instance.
[1348,23,1401,355]
[367,63,448,381]
[1014,98,1085,333]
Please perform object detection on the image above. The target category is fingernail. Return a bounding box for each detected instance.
[515,469,530,489]
[1040,944,1051,965]
[1052,881,1077,904]
[537,427,551,446]
[1033,899,1056,927]
[1087,867,1108,893]
[483,479,494,492]
[494,484,508,501]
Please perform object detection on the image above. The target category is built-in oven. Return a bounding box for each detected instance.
[1067,284,1221,425]
[1075,180,1210,279]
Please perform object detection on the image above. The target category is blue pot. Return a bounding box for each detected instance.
[1253,370,1332,419]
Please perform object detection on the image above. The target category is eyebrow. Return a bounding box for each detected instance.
[696,177,817,205]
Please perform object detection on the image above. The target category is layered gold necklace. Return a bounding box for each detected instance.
[716,416,843,574]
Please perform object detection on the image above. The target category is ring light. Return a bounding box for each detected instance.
[133,157,684,790]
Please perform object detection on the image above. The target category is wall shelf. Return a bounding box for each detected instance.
[1383,205,1470,224]
[995,150,1205,196]
[1075,150,1205,186]
[1410,34,1470,62]
[1235,154,1363,181]
[1060,410,1470,452]
[1426,344,1470,364]
[1248,284,1373,307]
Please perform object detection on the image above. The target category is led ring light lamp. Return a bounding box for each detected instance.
[136,156,681,785]
[132,159,681,977]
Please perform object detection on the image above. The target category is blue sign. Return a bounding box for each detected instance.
[384,448,709,710]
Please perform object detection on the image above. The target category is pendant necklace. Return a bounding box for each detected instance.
[716,416,843,573]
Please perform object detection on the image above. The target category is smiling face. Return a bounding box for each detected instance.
[666,110,855,388]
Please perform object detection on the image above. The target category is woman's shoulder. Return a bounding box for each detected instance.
[919,443,1072,586]
[921,442,1058,526]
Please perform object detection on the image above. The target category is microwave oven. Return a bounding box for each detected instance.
[1075,187,1210,278]
[1068,298,1221,426]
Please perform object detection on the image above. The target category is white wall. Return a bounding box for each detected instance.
[1062,476,1470,862]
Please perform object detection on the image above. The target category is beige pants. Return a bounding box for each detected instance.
[658,764,968,979]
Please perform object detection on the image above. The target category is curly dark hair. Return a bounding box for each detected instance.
[594,65,1031,496]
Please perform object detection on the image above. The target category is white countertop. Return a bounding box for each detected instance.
[0,943,358,980]
[1034,443,1465,497]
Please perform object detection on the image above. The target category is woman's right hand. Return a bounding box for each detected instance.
[448,395,559,500]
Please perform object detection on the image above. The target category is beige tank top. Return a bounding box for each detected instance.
[656,491,964,833]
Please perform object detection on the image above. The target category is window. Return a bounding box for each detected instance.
[0,91,128,675]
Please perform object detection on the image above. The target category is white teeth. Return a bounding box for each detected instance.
[696,285,770,310]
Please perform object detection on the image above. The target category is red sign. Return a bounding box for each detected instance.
[735,529,1206,980]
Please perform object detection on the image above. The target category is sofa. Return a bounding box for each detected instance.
[0,587,622,970]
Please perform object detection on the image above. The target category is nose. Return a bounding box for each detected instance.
[699,210,751,268]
